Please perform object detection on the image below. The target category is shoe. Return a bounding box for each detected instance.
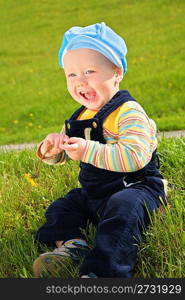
[33,239,90,277]
[81,273,98,278]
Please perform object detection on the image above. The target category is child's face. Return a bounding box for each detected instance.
[63,48,121,111]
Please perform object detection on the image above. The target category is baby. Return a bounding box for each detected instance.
[33,22,167,278]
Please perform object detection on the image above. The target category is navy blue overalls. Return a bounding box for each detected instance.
[35,90,166,278]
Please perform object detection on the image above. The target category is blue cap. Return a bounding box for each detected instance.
[58,22,127,75]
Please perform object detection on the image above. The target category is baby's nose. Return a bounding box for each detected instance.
[76,75,88,87]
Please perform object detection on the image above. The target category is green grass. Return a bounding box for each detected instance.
[0,0,185,145]
[0,0,184,280]
[0,137,184,278]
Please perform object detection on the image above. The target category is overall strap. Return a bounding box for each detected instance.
[93,90,136,123]
[68,105,86,121]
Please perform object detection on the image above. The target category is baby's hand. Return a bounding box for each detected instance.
[60,137,87,161]
[39,133,69,157]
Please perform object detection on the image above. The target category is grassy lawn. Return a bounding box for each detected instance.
[0,0,184,280]
[0,137,184,278]
[0,0,185,145]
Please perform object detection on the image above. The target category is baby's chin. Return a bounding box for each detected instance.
[73,95,98,109]
[85,101,106,111]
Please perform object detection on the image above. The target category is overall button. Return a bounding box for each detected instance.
[92,121,97,128]
[67,123,71,129]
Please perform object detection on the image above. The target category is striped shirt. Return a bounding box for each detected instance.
[41,101,158,173]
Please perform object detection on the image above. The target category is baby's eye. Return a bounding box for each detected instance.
[68,73,76,78]
[85,70,95,74]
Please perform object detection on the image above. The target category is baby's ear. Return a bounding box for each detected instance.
[115,67,123,82]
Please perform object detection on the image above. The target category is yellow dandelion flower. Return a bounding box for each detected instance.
[24,173,39,187]
[29,113,34,117]
[28,122,33,127]
[13,120,19,124]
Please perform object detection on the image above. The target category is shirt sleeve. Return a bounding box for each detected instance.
[81,108,157,172]
[36,125,69,165]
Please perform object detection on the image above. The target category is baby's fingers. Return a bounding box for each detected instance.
[41,140,53,155]
[59,134,69,147]
[61,142,78,151]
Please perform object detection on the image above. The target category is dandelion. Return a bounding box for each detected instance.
[27,122,33,127]
[38,125,42,129]
[13,120,19,124]
[29,113,34,117]
[24,173,39,187]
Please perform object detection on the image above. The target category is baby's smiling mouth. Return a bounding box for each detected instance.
[79,91,96,101]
